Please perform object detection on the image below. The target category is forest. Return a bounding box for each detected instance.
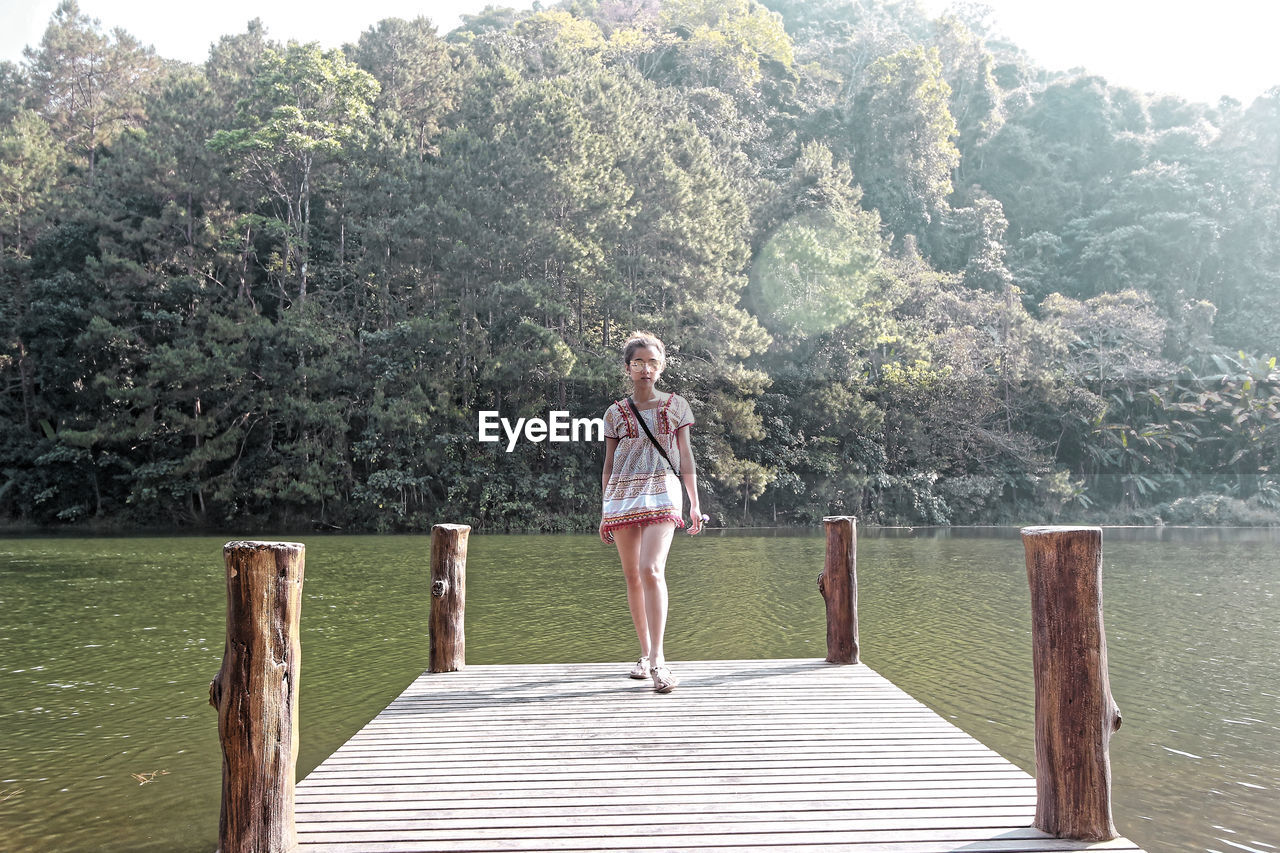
[1,0,1278,532]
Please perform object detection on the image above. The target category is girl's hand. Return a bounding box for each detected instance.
[688,511,706,535]
[599,518,614,544]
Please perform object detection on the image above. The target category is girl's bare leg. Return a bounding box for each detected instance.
[612,525,651,659]
[637,521,676,665]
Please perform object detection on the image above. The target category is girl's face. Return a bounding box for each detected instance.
[626,345,664,389]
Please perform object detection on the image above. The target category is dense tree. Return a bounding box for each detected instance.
[208,43,380,303]
[3,0,1278,529]
[0,61,30,123]
[24,0,160,178]
[846,46,959,237]
[969,76,1146,242]
[930,14,1003,160]
[1210,89,1280,353]
[350,17,457,160]
[0,110,61,257]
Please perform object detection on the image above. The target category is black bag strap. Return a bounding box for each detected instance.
[627,396,680,479]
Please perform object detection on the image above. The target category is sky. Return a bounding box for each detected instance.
[2,0,1277,106]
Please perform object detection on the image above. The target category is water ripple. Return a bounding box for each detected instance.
[0,529,1275,852]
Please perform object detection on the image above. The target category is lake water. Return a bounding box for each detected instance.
[0,528,1276,852]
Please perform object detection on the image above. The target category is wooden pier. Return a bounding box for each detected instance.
[212,526,1143,851]
[293,658,1146,852]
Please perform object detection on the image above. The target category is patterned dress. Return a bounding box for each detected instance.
[601,393,695,537]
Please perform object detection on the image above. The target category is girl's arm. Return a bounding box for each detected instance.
[599,436,618,543]
[675,425,703,534]
[602,436,617,490]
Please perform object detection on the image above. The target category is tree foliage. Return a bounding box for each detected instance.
[2,0,1278,530]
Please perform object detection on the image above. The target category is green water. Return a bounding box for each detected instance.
[0,529,1276,852]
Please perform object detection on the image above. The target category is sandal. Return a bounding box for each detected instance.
[651,663,677,694]
[629,656,650,679]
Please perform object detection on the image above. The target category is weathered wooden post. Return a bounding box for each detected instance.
[817,515,858,664]
[430,523,470,673]
[1022,526,1122,842]
[208,541,305,853]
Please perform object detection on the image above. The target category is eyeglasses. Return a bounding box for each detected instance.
[629,358,663,371]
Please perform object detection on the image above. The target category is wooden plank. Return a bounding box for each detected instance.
[296,780,1039,799]
[300,753,1026,770]
[307,757,1019,772]
[294,837,1144,852]
[296,794,1038,816]
[295,805,1039,827]
[295,826,1128,846]
[297,829,1144,853]
[314,748,1015,763]
[302,767,1030,783]
[309,750,1019,765]
[299,820,1066,835]
[330,740,1002,754]
[296,660,1145,852]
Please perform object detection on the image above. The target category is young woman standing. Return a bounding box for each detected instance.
[599,331,704,693]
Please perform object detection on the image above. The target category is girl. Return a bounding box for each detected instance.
[599,331,704,693]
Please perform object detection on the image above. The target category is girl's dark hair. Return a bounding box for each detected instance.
[622,331,666,364]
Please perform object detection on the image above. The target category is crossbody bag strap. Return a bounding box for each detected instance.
[627,396,681,479]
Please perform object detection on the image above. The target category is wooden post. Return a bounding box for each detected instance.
[1022,526,1122,842]
[208,541,304,853]
[430,523,470,673]
[817,515,858,664]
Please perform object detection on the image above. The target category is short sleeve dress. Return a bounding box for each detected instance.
[601,393,695,537]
